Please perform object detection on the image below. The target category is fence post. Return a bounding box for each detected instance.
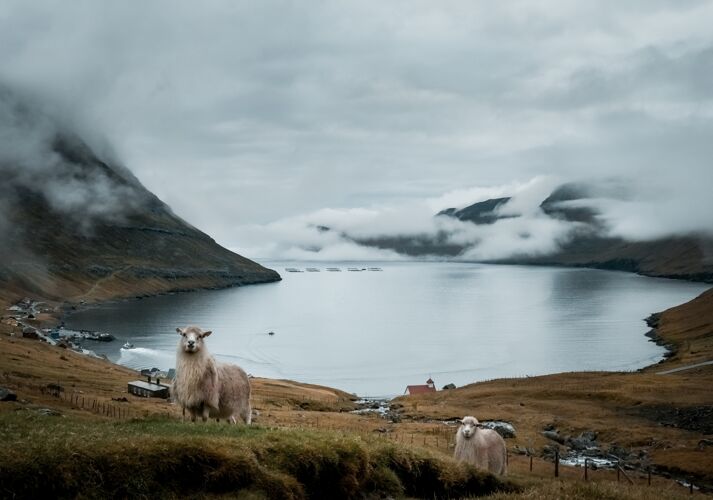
[529,454,533,472]
[648,469,651,486]
[554,449,559,477]
[584,458,588,481]
[617,461,620,482]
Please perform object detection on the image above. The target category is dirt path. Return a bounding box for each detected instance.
[77,266,133,301]
[656,360,713,375]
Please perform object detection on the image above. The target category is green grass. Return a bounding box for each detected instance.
[0,411,514,499]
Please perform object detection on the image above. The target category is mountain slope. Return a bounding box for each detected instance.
[350,185,713,282]
[0,102,279,304]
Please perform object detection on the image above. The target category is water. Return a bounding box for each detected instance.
[65,261,709,396]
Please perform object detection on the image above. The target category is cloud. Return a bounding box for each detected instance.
[0,84,148,232]
[1,1,712,254]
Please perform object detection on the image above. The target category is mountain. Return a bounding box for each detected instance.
[437,197,515,225]
[353,184,713,283]
[0,93,279,304]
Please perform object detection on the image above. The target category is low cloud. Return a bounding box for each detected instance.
[0,84,146,233]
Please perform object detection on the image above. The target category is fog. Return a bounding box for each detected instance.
[1,1,712,260]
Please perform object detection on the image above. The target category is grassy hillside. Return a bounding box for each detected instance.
[2,288,712,497]
[0,413,513,499]
[392,287,713,491]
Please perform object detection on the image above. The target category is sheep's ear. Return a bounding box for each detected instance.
[176,327,184,335]
[201,330,212,338]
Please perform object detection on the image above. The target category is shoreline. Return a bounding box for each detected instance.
[0,259,713,399]
[10,262,709,397]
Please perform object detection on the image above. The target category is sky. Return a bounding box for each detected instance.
[1,1,712,259]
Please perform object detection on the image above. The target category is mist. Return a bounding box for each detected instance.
[1,2,712,260]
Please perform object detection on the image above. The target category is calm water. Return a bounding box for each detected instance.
[66,262,709,396]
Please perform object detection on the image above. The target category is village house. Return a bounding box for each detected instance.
[404,377,436,396]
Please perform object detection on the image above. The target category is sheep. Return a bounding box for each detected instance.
[172,325,251,424]
[453,416,507,475]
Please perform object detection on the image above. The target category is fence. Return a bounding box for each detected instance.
[2,372,702,494]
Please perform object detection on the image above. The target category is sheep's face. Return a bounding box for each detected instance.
[176,326,212,354]
[459,416,479,439]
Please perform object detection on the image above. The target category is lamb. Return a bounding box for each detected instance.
[453,416,507,475]
[172,325,252,424]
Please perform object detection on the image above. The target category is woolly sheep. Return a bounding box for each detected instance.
[172,325,251,424]
[453,416,507,475]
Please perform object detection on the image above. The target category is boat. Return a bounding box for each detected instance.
[368,267,383,271]
[285,268,303,272]
[306,268,320,272]
[121,342,135,350]
[326,268,341,272]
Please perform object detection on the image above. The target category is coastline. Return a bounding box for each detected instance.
[2,266,712,493]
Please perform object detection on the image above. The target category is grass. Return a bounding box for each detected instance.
[482,480,696,500]
[0,412,514,499]
[1,287,712,497]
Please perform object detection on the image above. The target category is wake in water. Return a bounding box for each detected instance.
[117,347,175,370]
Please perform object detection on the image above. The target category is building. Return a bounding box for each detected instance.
[404,377,436,396]
[128,377,170,399]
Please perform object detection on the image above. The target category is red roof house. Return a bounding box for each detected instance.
[404,377,436,395]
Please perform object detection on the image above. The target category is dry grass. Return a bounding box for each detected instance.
[0,412,514,499]
[1,287,712,497]
[483,480,697,500]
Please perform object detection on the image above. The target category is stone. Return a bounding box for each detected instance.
[482,420,517,438]
[543,430,567,444]
[0,387,17,401]
[569,431,599,450]
[36,408,62,416]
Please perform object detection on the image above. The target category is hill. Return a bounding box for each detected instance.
[0,88,279,305]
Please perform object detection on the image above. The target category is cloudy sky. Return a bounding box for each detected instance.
[2,1,712,259]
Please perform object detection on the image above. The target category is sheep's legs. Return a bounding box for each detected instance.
[241,405,252,425]
[201,406,210,422]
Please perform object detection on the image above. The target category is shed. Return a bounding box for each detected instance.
[128,379,169,399]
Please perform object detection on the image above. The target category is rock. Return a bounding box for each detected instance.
[543,430,567,445]
[442,383,456,390]
[542,444,560,459]
[569,431,598,450]
[511,445,530,455]
[482,420,517,438]
[697,439,713,450]
[36,408,61,416]
[0,387,17,401]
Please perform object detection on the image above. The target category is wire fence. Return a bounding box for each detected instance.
[2,373,702,494]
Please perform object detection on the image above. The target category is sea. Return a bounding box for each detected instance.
[65,261,709,396]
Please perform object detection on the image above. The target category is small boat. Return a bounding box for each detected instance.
[326,268,341,272]
[285,268,303,273]
[306,268,320,272]
[268,331,275,336]
[121,342,135,350]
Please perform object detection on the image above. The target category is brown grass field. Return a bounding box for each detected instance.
[1,287,711,498]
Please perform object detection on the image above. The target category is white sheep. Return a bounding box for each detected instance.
[453,416,507,475]
[172,325,252,424]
